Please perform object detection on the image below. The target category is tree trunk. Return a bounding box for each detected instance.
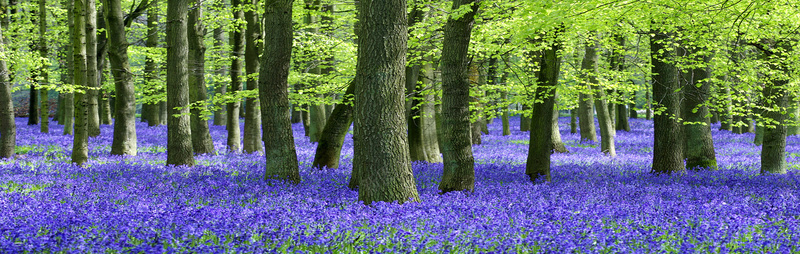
[165,0,194,166]
[760,42,791,174]
[187,0,215,154]
[260,0,300,183]
[569,109,577,134]
[243,0,263,153]
[63,6,74,136]
[437,0,477,193]
[754,119,764,145]
[551,103,568,153]
[420,57,441,162]
[501,91,510,136]
[615,101,630,131]
[611,36,630,132]
[629,90,638,119]
[584,43,615,156]
[212,0,226,126]
[406,1,426,161]
[526,30,561,183]
[86,0,100,137]
[645,83,652,120]
[313,81,354,169]
[719,82,732,131]
[650,30,684,174]
[680,47,716,170]
[304,2,326,143]
[144,0,160,127]
[71,0,89,166]
[520,103,530,131]
[578,71,597,143]
[354,0,419,204]
[104,0,137,156]
[38,0,48,133]
[28,86,38,125]
[55,92,62,123]
[0,24,15,158]
[787,99,799,136]
[227,0,244,152]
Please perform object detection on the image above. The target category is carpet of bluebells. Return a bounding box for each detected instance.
[2,115,800,253]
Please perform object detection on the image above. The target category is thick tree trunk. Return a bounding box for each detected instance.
[38,0,48,133]
[260,0,300,183]
[526,31,561,182]
[313,81,354,169]
[680,48,716,170]
[760,42,791,174]
[438,0,477,193]
[243,0,263,153]
[0,24,15,158]
[86,0,99,137]
[144,0,160,127]
[570,109,577,134]
[187,0,215,155]
[615,101,630,131]
[104,0,137,156]
[578,74,597,142]
[650,30,684,174]
[227,0,244,152]
[584,43,615,156]
[165,0,194,166]
[520,104,530,131]
[71,0,89,166]
[354,0,419,204]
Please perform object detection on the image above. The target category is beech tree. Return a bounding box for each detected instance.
[0,23,14,159]
[165,0,194,166]
[187,0,214,154]
[104,0,137,156]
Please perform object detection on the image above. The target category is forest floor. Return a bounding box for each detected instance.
[2,116,800,253]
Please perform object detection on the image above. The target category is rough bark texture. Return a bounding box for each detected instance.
[211,0,226,126]
[437,0,477,193]
[187,0,215,155]
[354,0,419,204]
[227,0,244,152]
[38,0,48,133]
[260,0,300,183]
[165,0,194,166]
[143,0,160,127]
[243,0,263,153]
[650,30,684,174]
[526,32,561,182]
[680,48,716,170]
[584,43,615,156]
[312,81,354,169]
[86,0,99,137]
[0,24,15,158]
[104,0,137,156]
[71,0,89,166]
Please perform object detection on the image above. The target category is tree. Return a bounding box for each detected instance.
[680,44,716,170]
[86,0,99,137]
[243,0,262,153]
[260,0,299,183]
[38,0,48,133]
[312,81,354,170]
[577,80,597,142]
[104,0,137,156]
[0,24,15,159]
[525,29,561,182]
[227,0,244,152]
[188,0,215,154]
[584,41,615,156]
[353,0,419,204]
[63,0,74,136]
[650,29,684,174]
[165,0,194,166]
[611,35,630,132]
[438,0,478,193]
[71,0,89,166]
[143,0,159,127]
[757,40,791,174]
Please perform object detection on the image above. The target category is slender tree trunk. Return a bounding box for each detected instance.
[420,56,441,162]
[86,0,100,137]
[304,1,325,143]
[227,0,244,152]
[354,0,419,204]
[260,0,300,182]
[645,82,652,120]
[165,0,194,166]
[526,30,561,182]
[313,81,354,169]
[520,104,530,131]
[569,109,577,134]
[438,0,477,193]
[71,0,89,165]
[578,74,597,142]
[754,119,764,145]
[501,91,510,136]
[552,102,568,153]
[187,0,215,154]
[38,0,48,133]
[650,30,684,174]
[212,0,226,126]
[0,24,15,158]
[28,86,38,125]
[144,0,160,127]
[629,90,638,119]
[680,47,716,170]
[104,0,137,156]
[584,42,615,156]
[98,54,111,125]
[611,36,629,132]
[55,92,63,123]
[406,1,426,161]
[243,0,263,153]
[63,3,74,135]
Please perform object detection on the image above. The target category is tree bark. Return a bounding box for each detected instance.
[243,0,262,153]
[650,30,684,174]
[520,103,530,131]
[143,0,160,127]
[759,42,791,174]
[211,0,226,126]
[629,90,638,119]
[569,109,577,134]
[38,0,48,133]
[260,0,300,183]
[611,35,630,132]
[187,0,215,155]
[526,30,561,182]
[63,1,74,135]
[578,72,597,142]
[313,81,354,170]
[304,1,326,143]
[406,1,426,161]
[165,0,194,166]
[551,102,568,153]
[227,0,244,152]
[437,0,478,193]
[584,43,615,156]
[71,0,89,166]
[0,24,15,158]
[354,0,419,204]
[86,0,99,137]
[104,0,137,156]
[680,47,716,170]
[420,57,441,162]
